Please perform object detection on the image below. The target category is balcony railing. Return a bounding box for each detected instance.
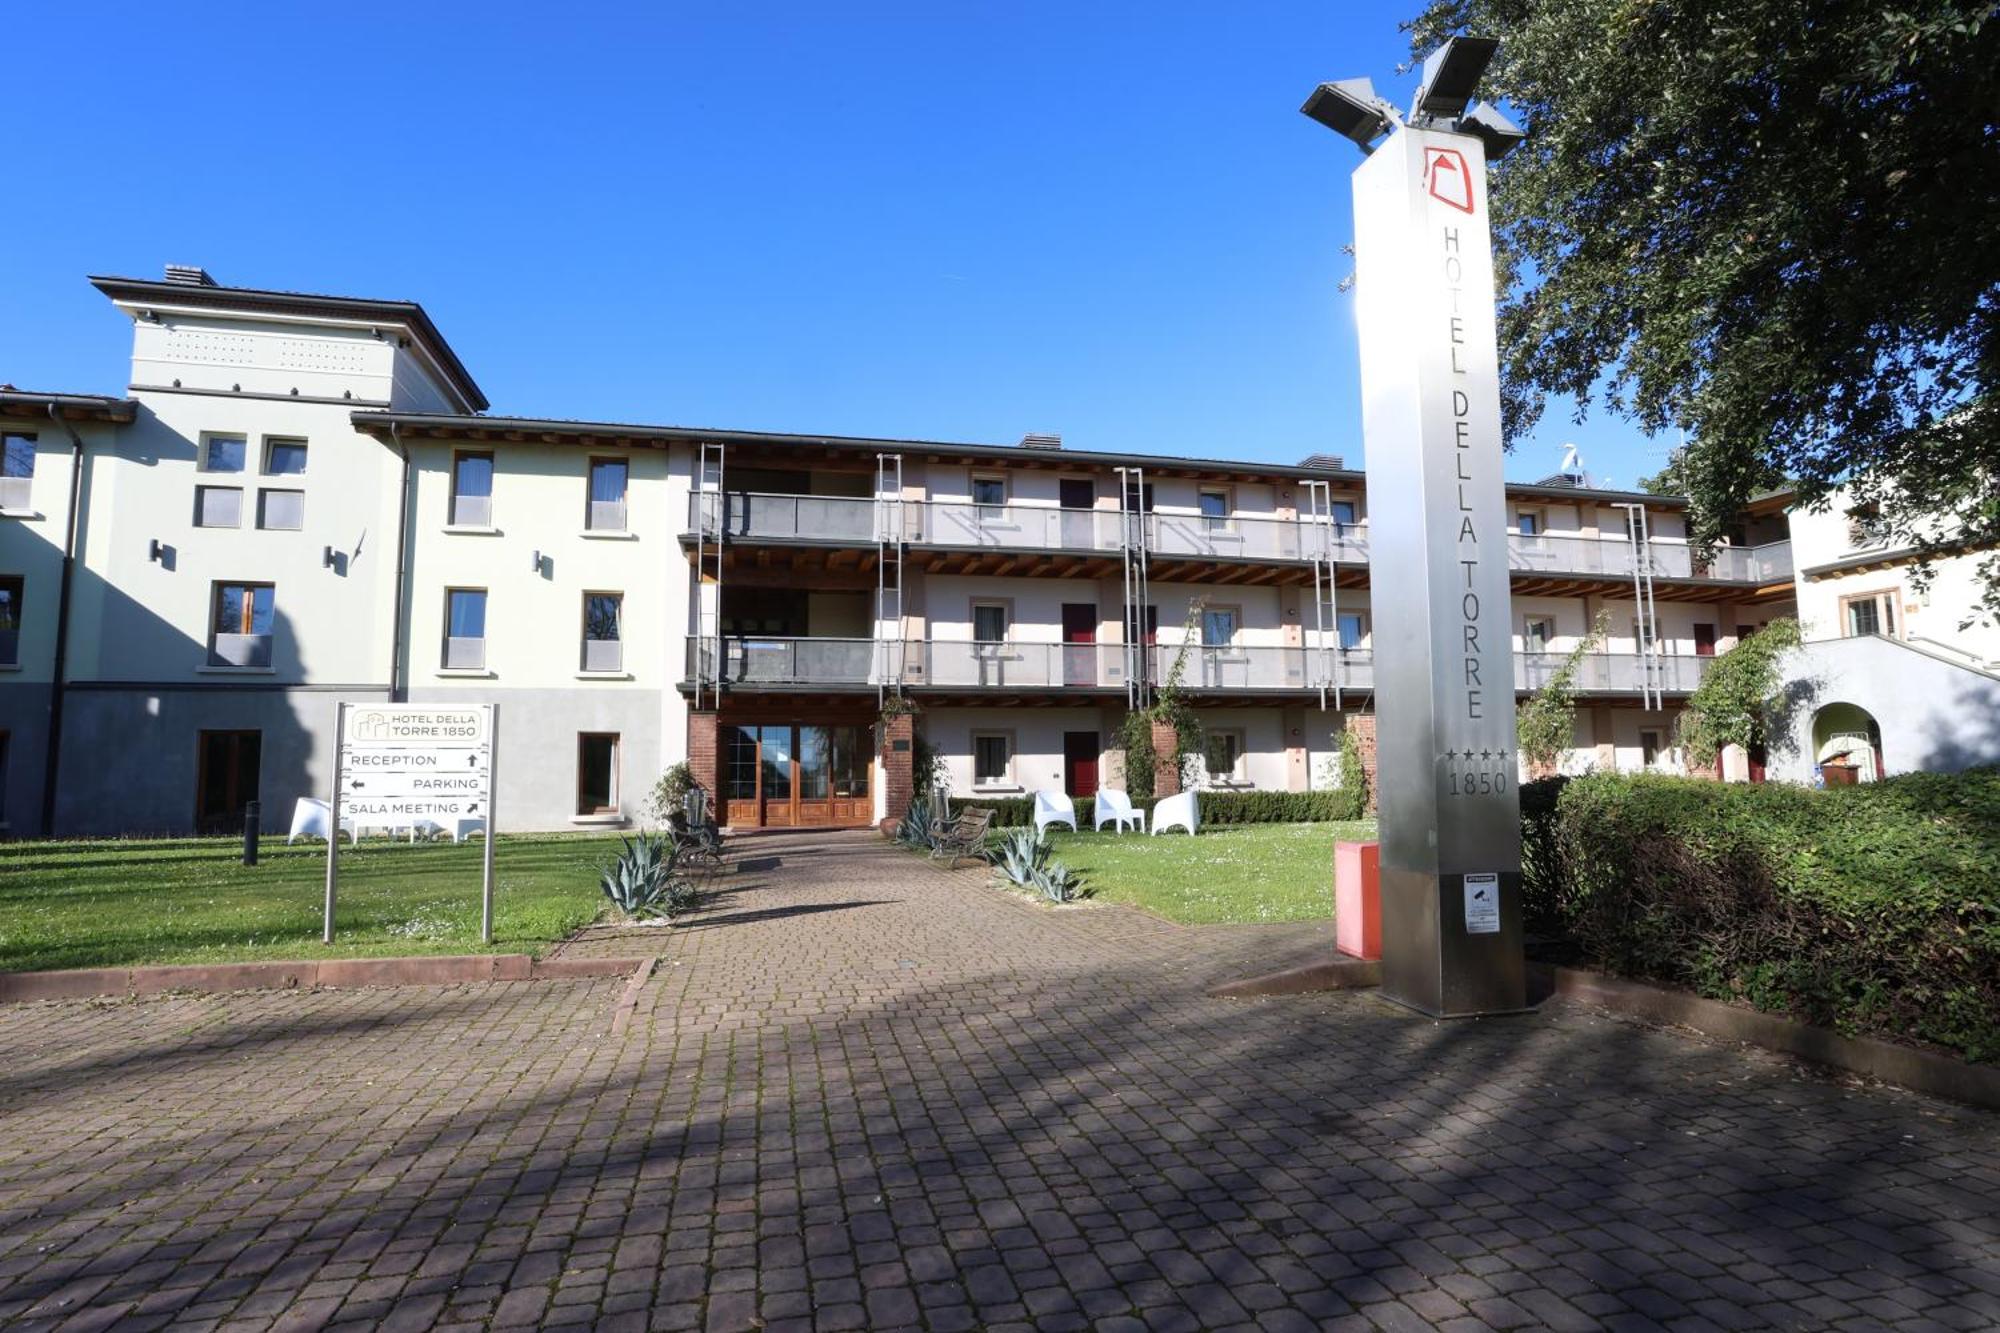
[688,492,1781,584]
[689,638,1707,696]
[583,638,623,673]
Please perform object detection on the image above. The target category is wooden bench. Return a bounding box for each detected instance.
[930,806,996,869]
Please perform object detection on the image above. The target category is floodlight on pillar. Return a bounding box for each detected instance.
[1412,35,1498,121]
[1300,78,1397,152]
[1458,101,1526,161]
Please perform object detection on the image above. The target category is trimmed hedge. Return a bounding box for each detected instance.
[1521,770,2000,1062]
[946,787,1364,831]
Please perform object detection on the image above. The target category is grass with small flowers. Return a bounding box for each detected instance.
[0,833,624,973]
[1044,820,1376,924]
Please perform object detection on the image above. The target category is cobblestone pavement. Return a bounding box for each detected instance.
[2,830,1997,1332]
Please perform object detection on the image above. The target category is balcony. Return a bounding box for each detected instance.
[688,492,1783,585]
[689,639,1707,696]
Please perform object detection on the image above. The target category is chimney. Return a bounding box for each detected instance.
[1019,432,1063,451]
[164,264,217,287]
[1299,453,1345,471]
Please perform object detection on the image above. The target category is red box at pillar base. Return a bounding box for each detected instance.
[1335,840,1382,960]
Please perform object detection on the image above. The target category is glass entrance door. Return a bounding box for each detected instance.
[722,723,874,828]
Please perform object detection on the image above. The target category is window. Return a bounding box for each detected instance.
[451,452,494,526]
[972,602,1009,645]
[1199,489,1230,532]
[587,458,628,532]
[1204,730,1245,784]
[1201,606,1239,647]
[0,575,21,666]
[195,485,243,528]
[1523,616,1555,652]
[1846,503,1889,549]
[201,436,246,474]
[1,433,33,510]
[1336,611,1366,652]
[971,475,1006,518]
[263,438,308,476]
[257,489,304,530]
[1640,730,1663,769]
[1329,499,1358,529]
[583,592,622,672]
[209,582,274,667]
[973,733,1013,787]
[577,733,620,816]
[1517,508,1542,537]
[1844,591,1895,639]
[444,588,488,669]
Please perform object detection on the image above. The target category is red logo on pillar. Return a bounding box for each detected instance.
[1425,147,1475,214]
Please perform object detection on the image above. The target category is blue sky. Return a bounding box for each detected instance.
[1,2,1667,488]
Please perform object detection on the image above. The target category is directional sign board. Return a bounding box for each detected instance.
[325,703,499,943]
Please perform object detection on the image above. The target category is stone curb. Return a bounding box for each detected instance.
[0,954,645,1004]
[609,958,658,1036]
[1206,957,1381,998]
[1551,967,2000,1113]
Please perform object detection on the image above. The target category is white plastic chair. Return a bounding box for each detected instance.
[287,797,355,845]
[1151,791,1198,836]
[1032,789,1077,835]
[1093,788,1145,834]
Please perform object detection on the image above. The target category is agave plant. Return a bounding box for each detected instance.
[991,827,1081,903]
[896,797,940,850]
[599,834,692,920]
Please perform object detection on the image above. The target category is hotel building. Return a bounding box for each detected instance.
[3,268,1992,836]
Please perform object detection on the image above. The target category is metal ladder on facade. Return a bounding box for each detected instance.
[692,441,726,709]
[1116,466,1151,709]
[875,453,906,706]
[1615,501,1663,709]
[1303,479,1341,712]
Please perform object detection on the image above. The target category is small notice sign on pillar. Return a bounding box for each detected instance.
[325,703,499,944]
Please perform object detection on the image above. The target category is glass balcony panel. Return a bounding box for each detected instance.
[583,638,623,673]
[719,637,877,685]
[444,637,485,670]
[210,633,273,668]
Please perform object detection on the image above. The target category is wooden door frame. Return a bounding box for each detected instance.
[195,729,261,834]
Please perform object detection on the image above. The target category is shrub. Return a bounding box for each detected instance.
[895,797,941,851]
[599,834,699,920]
[1520,769,2000,1061]
[648,762,698,830]
[947,789,1366,830]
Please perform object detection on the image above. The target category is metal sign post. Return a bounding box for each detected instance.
[1305,39,1529,1017]
[325,703,497,945]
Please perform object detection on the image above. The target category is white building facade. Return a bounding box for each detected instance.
[2,267,1991,836]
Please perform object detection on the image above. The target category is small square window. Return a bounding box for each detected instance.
[1524,617,1555,651]
[202,437,247,473]
[1199,490,1230,529]
[972,603,1009,644]
[973,734,1012,786]
[257,489,304,530]
[1517,509,1542,536]
[196,486,243,528]
[971,476,1006,510]
[1336,611,1366,651]
[264,439,308,476]
[1330,499,1358,527]
[1201,607,1239,647]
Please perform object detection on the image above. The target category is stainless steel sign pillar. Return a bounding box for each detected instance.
[1353,125,1526,1017]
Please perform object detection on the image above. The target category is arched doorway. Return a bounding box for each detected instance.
[1812,702,1885,785]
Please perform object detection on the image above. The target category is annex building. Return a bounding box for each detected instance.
[4,268,1996,836]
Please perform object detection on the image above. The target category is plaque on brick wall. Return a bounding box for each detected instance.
[891,739,910,752]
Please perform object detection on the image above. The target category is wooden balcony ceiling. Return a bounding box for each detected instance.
[699,545,880,588]
[1507,573,1777,602]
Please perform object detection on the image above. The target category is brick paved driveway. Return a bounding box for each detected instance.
[2,830,1997,1331]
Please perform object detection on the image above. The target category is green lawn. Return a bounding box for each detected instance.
[1044,820,1376,924]
[0,833,623,973]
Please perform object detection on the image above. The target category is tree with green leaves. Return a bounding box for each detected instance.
[1407,1,2000,620]
[1516,613,1608,775]
[1676,617,1804,768]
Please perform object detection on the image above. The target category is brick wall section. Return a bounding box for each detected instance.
[879,712,914,833]
[1346,713,1379,815]
[688,711,719,812]
[1150,720,1180,798]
